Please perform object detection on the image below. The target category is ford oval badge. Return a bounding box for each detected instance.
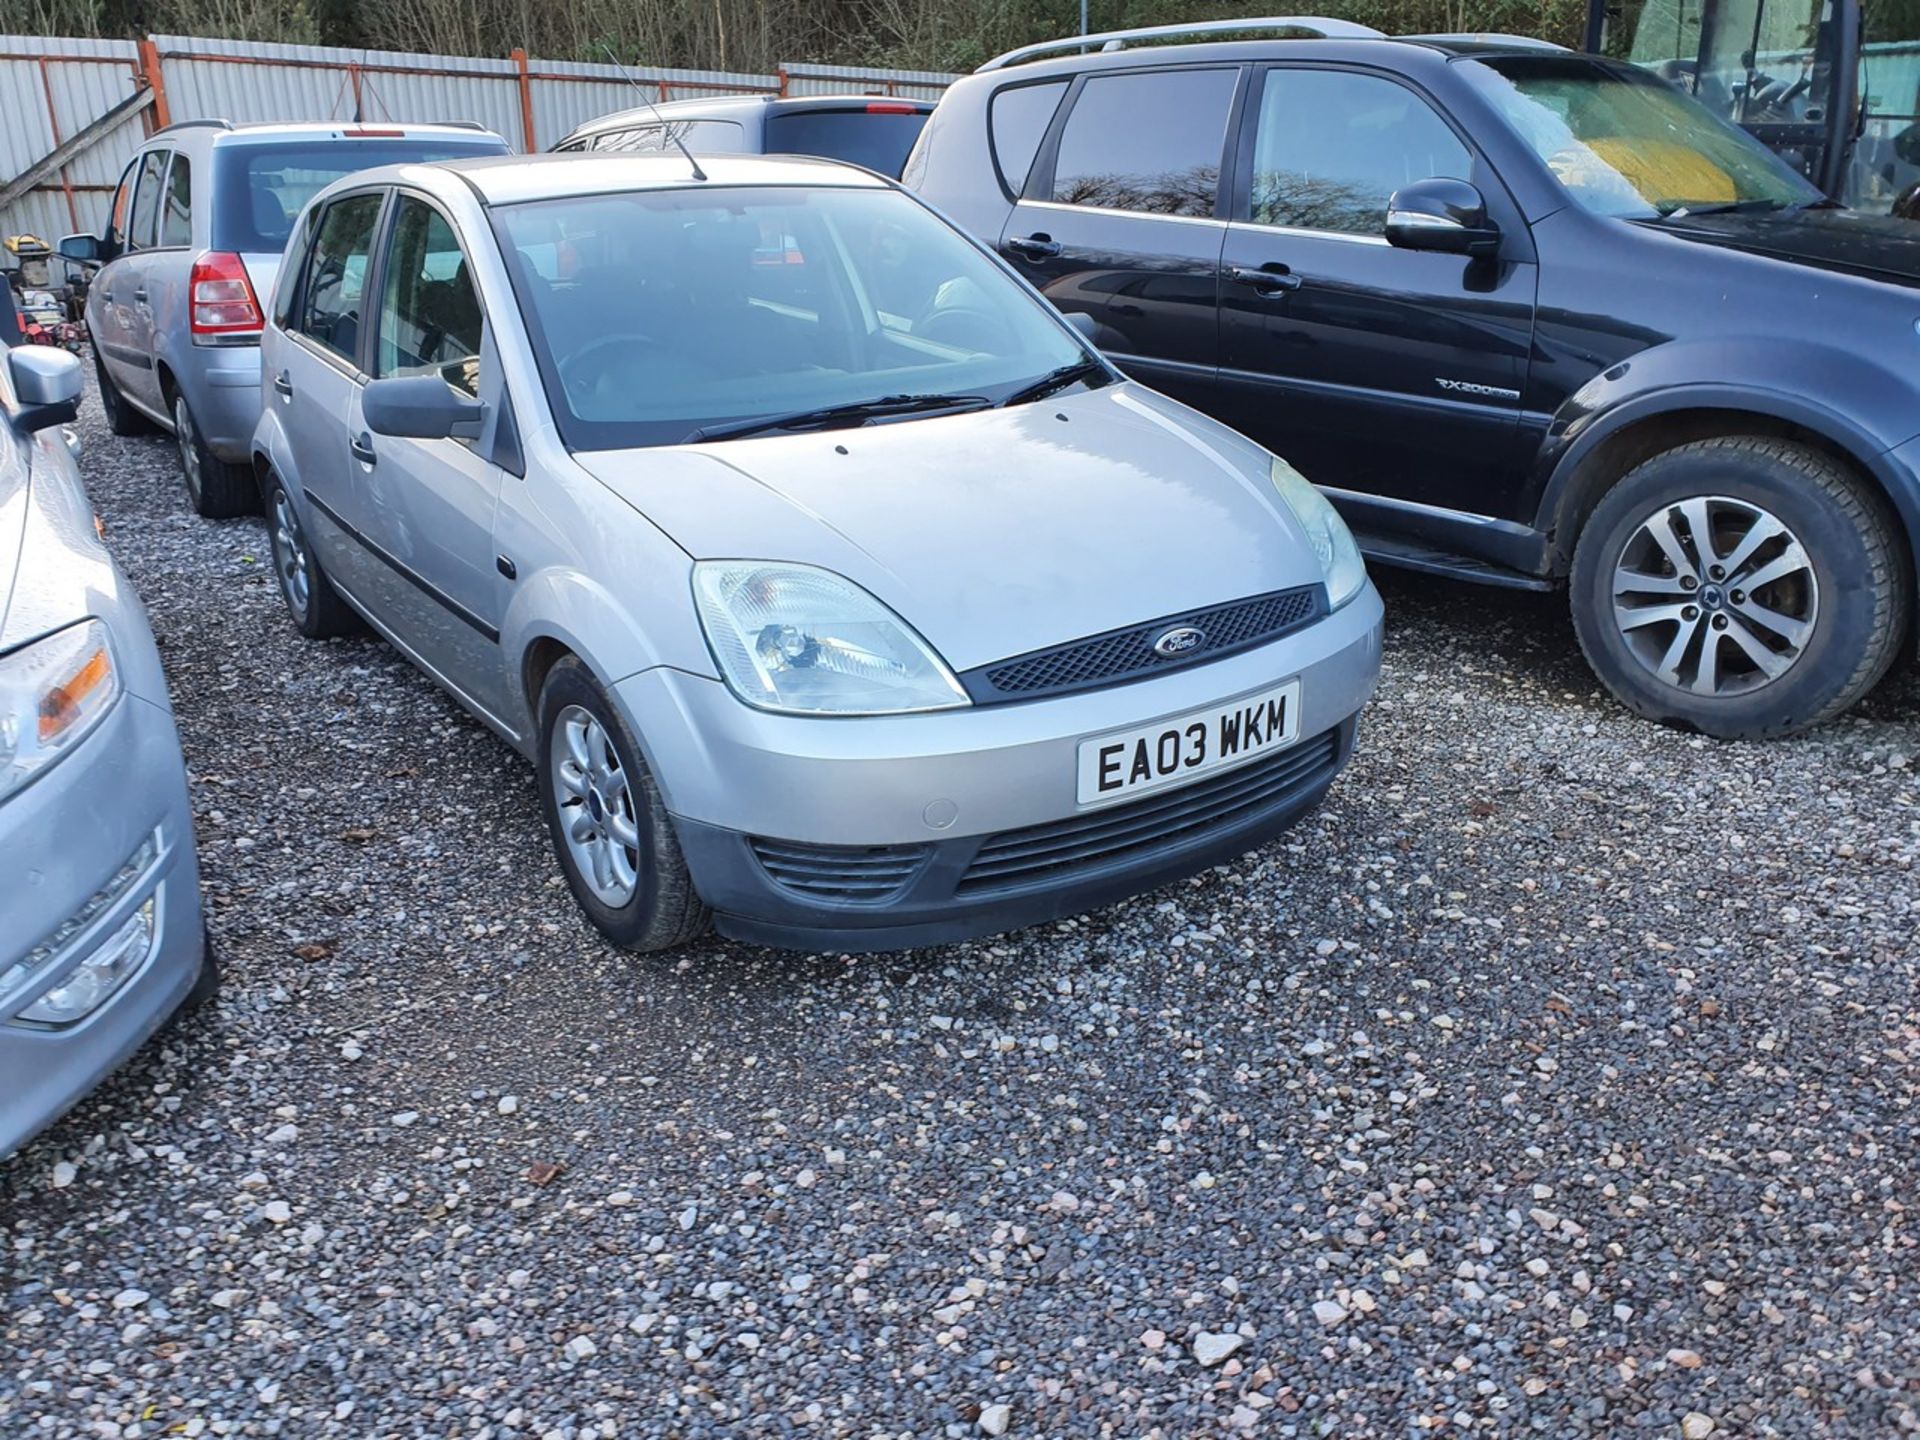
[1152,625,1206,659]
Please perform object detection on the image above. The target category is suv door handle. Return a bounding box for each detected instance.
[1005,234,1062,260]
[1228,264,1302,295]
[272,371,294,399]
[349,433,377,467]
[133,286,148,304]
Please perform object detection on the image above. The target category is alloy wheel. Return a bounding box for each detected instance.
[269,487,312,619]
[174,397,203,504]
[551,703,642,907]
[1610,494,1818,698]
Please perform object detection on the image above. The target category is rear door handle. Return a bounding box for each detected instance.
[1228,264,1302,295]
[133,286,148,304]
[1005,234,1062,260]
[349,433,377,467]
[273,371,294,399]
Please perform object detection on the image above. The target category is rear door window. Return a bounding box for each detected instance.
[990,81,1068,196]
[1247,68,1471,234]
[211,138,507,254]
[128,151,169,251]
[159,153,193,247]
[1048,68,1238,217]
[298,192,385,366]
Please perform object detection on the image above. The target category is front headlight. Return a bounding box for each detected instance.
[693,562,969,716]
[1270,456,1367,611]
[0,619,120,802]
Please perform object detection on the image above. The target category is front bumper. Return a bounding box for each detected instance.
[175,343,262,462]
[621,584,1383,951]
[0,693,208,1158]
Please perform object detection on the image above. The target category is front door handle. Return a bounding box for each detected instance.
[133,286,148,304]
[1228,264,1303,295]
[1005,234,1062,260]
[349,433,377,467]
[273,371,294,399]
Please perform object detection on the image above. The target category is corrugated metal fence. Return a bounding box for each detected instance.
[0,33,957,240]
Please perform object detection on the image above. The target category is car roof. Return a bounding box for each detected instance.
[364,151,896,206]
[565,91,932,140]
[150,120,505,149]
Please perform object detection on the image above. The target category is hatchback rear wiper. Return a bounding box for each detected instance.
[685,393,990,443]
[1001,359,1108,407]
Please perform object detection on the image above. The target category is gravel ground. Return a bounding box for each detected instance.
[4,377,1919,1440]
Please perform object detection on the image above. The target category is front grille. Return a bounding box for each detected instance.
[964,586,1323,703]
[749,837,931,902]
[957,728,1340,895]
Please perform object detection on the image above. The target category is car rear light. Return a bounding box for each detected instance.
[865,102,918,114]
[344,127,405,137]
[189,251,262,339]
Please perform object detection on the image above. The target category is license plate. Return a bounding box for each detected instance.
[1075,680,1302,807]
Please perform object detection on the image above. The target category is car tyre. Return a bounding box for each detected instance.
[535,656,711,953]
[173,393,257,518]
[1571,437,1907,739]
[93,347,153,437]
[263,472,360,639]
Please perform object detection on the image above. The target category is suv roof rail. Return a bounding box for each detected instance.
[1400,32,1569,50]
[154,118,235,135]
[978,15,1385,71]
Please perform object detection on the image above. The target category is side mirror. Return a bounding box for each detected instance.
[7,347,83,434]
[56,233,102,265]
[1385,178,1501,258]
[1063,309,1098,342]
[362,375,486,441]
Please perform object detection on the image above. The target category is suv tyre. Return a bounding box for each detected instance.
[535,658,711,954]
[1571,437,1907,739]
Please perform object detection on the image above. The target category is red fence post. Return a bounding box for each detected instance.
[137,37,171,130]
[511,47,537,152]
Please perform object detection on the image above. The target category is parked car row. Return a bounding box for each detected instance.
[14,16,1920,1153]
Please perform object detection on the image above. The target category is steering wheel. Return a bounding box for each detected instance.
[558,332,658,397]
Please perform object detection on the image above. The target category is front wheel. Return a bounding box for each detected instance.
[535,657,710,953]
[93,348,153,437]
[1571,437,1908,739]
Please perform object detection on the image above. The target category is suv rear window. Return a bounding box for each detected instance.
[764,107,929,177]
[210,138,507,254]
[1049,68,1237,217]
[990,81,1068,195]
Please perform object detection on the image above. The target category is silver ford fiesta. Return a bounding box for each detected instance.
[251,152,1383,953]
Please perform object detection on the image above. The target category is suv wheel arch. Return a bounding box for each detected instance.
[1537,398,1920,590]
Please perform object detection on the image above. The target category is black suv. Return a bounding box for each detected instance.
[907,18,1920,739]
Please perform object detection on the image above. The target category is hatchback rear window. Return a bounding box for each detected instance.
[764,107,929,177]
[210,138,507,254]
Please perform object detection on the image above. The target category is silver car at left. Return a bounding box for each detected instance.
[0,339,212,1160]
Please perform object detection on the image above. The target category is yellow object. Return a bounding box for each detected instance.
[1585,138,1737,205]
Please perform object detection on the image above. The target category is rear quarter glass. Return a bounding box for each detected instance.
[209,138,508,254]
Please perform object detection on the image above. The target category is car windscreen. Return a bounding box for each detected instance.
[764,108,929,177]
[211,139,506,254]
[492,184,1087,452]
[1459,56,1822,218]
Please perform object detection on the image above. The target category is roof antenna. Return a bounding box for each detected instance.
[596,42,707,181]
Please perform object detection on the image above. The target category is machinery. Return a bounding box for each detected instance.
[1587,0,1920,217]
[2,234,85,350]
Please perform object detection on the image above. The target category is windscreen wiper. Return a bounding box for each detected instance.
[685,393,990,444]
[1000,358,1109,408]
[1663,198,1791,219]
